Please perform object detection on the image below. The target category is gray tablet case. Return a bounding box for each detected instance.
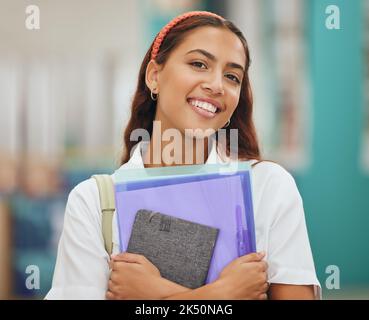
[127,209,219,289]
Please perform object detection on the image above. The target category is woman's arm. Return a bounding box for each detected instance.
[108,252,269,300]
[107,253,220,299]
[252,163,321,297]
[268,284,316,300]
[46,180,113,299]
[164,252,268,300]
[164,278,318,301]
[163,280,224,300]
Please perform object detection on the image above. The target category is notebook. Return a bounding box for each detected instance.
[127,209,219,289]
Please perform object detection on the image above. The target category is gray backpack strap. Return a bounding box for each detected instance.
[92,174,115,255]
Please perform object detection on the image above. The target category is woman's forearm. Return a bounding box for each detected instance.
[162,279,226,300]
[268,284,316,300]
[157,277,192,298]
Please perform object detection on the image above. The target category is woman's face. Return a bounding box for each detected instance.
[148,26,246,136]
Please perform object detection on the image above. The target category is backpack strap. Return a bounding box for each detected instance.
[92,174,115,255]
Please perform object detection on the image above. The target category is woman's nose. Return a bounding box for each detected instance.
[201,73,225,95]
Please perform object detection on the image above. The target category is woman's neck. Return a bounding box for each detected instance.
[143,130,211,168]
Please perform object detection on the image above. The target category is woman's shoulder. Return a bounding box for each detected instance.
[251,159,293,177]
[249,160,304,224]
[249,160,298,195]
[65,175,112,222]
[69,177,99,200]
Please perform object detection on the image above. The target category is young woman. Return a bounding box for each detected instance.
[46,11,320,300]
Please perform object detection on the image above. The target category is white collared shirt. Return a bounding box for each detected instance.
[45,140,320,299]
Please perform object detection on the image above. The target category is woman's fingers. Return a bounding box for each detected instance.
[260,260,268,272]
[111,252,146,264]
[107,279,120,299]
[106,290,116,300]
[259,293,268,300]
[263,282,270,293]
[110,270,122,283]
[108,279,116,290]
[239,252,265,264]
[111,260,138,274]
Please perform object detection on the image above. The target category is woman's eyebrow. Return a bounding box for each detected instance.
[185,48,245,74]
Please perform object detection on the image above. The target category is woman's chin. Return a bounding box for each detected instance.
[182,126,217,139]
[166,116,218,138]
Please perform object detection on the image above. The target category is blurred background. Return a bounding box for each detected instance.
[0,0,368,299]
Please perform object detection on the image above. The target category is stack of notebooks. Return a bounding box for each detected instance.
[113,161,256,289]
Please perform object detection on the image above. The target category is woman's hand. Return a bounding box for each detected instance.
[106,253,190,300]
[215,252,269,300]
[106,252,163,300]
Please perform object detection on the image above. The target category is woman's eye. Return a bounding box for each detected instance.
[226,74,241,84]
[190,62,240,84]
[190,61,207,69]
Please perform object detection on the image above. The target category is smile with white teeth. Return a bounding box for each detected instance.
[189,99,218,114]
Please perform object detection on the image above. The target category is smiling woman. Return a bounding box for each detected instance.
[123,11,259,166]
[141,26,247,162]
[146,27,245,128]
[46,11,321,300]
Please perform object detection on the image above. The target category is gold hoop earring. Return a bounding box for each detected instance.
[150,89,158,101]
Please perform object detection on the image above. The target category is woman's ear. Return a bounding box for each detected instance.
[145,60,161,93]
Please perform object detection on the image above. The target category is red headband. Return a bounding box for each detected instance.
[150,11,225,61]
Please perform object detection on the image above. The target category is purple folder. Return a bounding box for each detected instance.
[115,174,255,285]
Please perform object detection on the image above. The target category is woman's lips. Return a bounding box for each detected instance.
[187,100,217,119]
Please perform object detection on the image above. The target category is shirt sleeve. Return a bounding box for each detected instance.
[254,163,321,289]
[45,179,110,300]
